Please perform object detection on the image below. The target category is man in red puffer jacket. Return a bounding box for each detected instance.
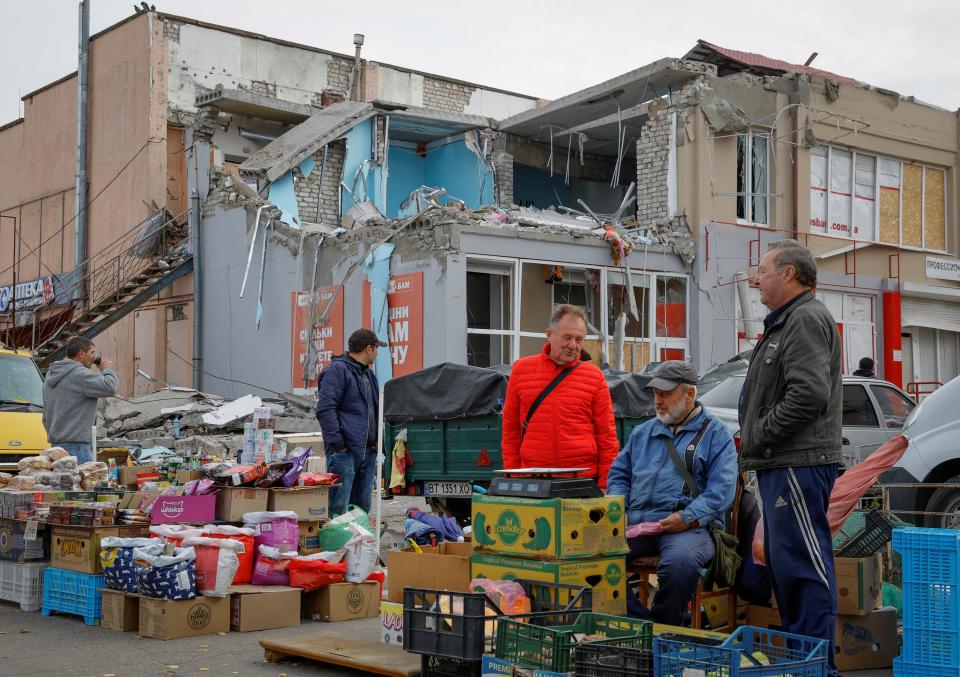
[502,304,619,488]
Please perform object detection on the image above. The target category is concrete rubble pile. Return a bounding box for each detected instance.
[97,387,318,459]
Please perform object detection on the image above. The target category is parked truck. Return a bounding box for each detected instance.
[0,346,48,472]
[382,362,654,522]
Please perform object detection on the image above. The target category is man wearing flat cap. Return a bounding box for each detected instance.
[606,360,737,624]
[315,328,388,516]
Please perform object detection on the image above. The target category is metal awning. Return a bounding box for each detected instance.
[239,101,375,181]
[497,58,715,156]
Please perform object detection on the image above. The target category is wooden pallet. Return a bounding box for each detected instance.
[260,635,421,676]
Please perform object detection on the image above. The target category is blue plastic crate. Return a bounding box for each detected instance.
[41,567,104,625]
[654,625,828,677]
[893,528,960,667]
[894,656,960,677]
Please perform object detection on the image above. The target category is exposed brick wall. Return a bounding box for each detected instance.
[636,110,672,225]
[422,77,475,112]
[292,141,346,226]
[241,80,277,97]
[327,58,354,99]
[163,18,180,43]
[492,150,514,207]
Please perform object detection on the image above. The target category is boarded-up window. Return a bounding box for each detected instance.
[810,146,828,235]
[924,167,946,251]
[878,158,900,244]
[902,164,923,247]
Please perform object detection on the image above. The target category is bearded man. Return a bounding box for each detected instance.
[606,360,737,625]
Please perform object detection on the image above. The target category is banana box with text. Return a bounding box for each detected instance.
[471,494,626,559]
[471,552,626,615]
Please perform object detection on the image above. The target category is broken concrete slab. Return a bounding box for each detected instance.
[195,86,319,124]
[240,101,375,182]
[201,394,263,427]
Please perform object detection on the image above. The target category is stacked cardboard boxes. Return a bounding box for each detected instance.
[470,494,628,615]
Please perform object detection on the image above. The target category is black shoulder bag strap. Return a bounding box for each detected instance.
[663,418,711,498]
[521,361,581,441]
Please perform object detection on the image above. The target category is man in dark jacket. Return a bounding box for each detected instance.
[852,357,875,378]
[315,328,387,516]
[739,239,842,677]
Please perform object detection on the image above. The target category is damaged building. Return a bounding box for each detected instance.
[1,11,958,404]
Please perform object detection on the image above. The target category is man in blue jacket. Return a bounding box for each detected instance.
[315,328,387,516]
[606,361,737,625]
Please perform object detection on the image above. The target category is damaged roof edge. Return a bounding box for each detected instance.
[373,100,493,129]
[498,58,715,135]
[239,101,375,182]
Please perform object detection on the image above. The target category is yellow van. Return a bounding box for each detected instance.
[0,347,48,472]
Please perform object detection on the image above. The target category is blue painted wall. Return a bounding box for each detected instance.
[341,120,387,216]
[514,163,572,210]
[386,146,426,217]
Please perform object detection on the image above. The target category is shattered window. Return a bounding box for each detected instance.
[737,131,770,225]
[466,260,514,368]
[606,271,650,338]
[520,263,599,333]
[656,276,687,338]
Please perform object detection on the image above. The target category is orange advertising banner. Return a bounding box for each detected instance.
[291,287,344,392]
[362,271,424,378]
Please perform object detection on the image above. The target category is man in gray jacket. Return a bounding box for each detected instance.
[739,239,841,677]
[42,336,117,463]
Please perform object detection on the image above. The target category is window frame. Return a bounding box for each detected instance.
[868,383,916,430]
[736,130,771,227]
[841,383,881,428]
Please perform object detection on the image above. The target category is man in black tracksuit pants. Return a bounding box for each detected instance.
[739,239,842,677]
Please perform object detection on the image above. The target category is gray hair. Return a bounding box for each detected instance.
[682,383,698,398]
[768,239,817,288]
[549,304,589,328]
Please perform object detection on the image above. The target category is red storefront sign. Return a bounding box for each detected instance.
[362,272,424,377]
[291,287,344,391]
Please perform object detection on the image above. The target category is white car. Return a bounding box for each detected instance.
[698,373,916,468]
[880,375,960,528]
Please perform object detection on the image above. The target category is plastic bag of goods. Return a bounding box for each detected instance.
[0,472,11,488]
[6,476,36,490]
[214,463,267,487]
[281,446,312,487]
[343,522,378,583]
[133,546,197,600]
[149,524,203,546]
[42,447,70,462]
[251,545,298,586]
[18,456,51,472]
[318,505,372,552]
[253,461,293,488]
[243,511,299,551]
[51,456,78,472]
[469,578,532,634]
[78,461,109,490]
[202,524,256,584]
[181,536,243,597]
[288,553,348,591]
[100,537,163,593]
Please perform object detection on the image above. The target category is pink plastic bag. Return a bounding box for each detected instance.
[251,545,298,586]
[243,511,299,552]
[625,522,663,539]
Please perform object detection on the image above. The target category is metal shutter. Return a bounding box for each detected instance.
[902,296,960,333]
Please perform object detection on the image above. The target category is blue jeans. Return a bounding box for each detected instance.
[326,448,377,516]
[626,527,715,626]
[58,442,94,464]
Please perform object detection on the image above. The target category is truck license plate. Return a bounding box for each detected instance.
[424,481,472,497]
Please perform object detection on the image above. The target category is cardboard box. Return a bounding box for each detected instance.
[138,596,230,640]
[386,541,474,603]
[302,581,379,621]
[304,455,326,474]
[150,494,216,524]
[471,552,626,616]
[472,494,626,560]
[215,487,268,523]
[175,470,204,484]
[835,554,882,615]
[298,521,321,554]
[0,517,49,562]
[267,486,330,521]
[380,600,403,646]
[744,604,898,672]
[119,465,161,487]
[51,525,149,574]
[229,585,301,632]
[101,589,139,632]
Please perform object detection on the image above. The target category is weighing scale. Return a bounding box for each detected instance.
[487,467,602,499]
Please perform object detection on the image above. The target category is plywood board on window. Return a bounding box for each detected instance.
[607,341,651,373]
[879,188,900,244]
[924,167,946,251]
[902,164,923,247]
[582,339,603,367]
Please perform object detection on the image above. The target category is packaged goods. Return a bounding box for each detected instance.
[51,456,78,472]
[0,472,11,487]
[298,472,339,486]
[43,447,70,462]
[100,537,163,592]
[203,524,256,584]
[319,505,371,551]
[281,447,312,487]
[181,536,243,597]
[78,461,109,490]
[251,545,298,586]
[288,554,347,590]
[149,525,203,547]
[18,456,51,471]
[344,522,377,584]
[214,463,268,487]
[243,511,299,552]
[253,461,293,488]
[6,476,36,490]
[134,545,197,600]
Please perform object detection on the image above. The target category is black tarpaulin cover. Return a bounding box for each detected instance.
[383,362,508,422]
[383,362,654,422]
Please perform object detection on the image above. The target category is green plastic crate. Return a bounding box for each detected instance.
[494,611,652,673]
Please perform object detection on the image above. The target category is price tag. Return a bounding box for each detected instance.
[24,520,39,541]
